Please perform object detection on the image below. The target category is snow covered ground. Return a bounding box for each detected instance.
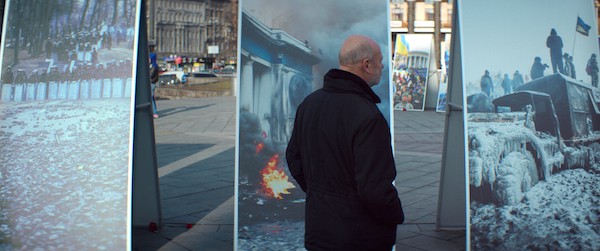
[0,99,132,250]
[468,111,599,249]
[471,169,599,250]
[238,221,305,251]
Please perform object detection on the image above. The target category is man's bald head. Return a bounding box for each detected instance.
[339,35,378,66]
[338,35,383,86]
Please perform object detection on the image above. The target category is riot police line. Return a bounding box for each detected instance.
[1,61,133,102]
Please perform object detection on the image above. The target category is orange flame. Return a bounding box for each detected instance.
[255,142,264,154]
[260,154,295,199]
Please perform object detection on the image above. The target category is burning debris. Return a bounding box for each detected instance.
[238,110,305,226]
[259,154,295,199]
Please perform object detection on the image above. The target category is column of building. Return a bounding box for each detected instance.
[240,56,254,111]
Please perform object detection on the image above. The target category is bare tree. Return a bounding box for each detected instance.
[90,0,105,29]
[111,0,119,26]
[11,0,23,65]
[66,0,74,34]
[80,0,91,29]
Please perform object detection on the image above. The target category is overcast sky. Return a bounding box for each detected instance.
[242,0,392,120]
[396,34,432,54]
[459,0,599,87]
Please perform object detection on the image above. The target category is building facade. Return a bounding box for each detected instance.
[146,0,238,68]
[239,11,319,144]
[390,0,453,70]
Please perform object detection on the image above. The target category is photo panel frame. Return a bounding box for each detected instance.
[457,0,600,249]
[0,0,140,249]
[392,34,432,111]
[235,0,393,249]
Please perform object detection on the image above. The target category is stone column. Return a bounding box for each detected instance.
[434,0,441,69]
[407,0,415,33]
[240,56,254,111]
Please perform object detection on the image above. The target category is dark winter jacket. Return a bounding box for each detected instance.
[150,52,159,84]
[531,58,547,80]
[480,74,493,97]
[286,69,404,251]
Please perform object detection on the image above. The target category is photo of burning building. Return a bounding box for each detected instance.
[0,0,139,249]
[458,0,600,249]
[236,0,392,249]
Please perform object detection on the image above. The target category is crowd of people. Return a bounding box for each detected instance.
[392,69,427,110]
[479,28,599,98]
[3,60,132,85]
[2,23,135,100]
[2,60,133,101]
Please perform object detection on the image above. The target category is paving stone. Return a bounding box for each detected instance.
[132,97,466,250]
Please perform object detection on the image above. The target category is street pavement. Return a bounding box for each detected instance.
[132,96,466,251]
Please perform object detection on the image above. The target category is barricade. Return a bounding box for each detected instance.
[0,78,133,102]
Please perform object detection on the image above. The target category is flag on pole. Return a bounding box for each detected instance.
[576,16,591,36]
[395,35,409,56]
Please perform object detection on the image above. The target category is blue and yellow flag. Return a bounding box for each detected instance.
[576,16,591,36]
[395,35,409,56]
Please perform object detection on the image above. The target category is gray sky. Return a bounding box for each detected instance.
[242,0,392,119]
[243,0,390,73]
[460,0,599,90]
[397,34,432,54]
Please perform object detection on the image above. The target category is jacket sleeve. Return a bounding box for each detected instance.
[353,114,404,225]
[286,112,307,192]
[150,66,159,83]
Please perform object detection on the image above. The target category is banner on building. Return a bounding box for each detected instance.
[457,0,600,249]
[0,0,139,249]
[392,34,432,111]
[236,0,393,249]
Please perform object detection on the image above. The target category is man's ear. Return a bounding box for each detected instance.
[362,58,372,74]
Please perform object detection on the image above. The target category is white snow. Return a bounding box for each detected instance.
[493,151,537,206]
[468,113,564,205]
[471,169,600,250]
[0,99,131,250]
[468,111,600,249]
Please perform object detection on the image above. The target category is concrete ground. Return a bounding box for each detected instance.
[132,96,466,251]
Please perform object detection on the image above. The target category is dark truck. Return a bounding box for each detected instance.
[468,73,600,205]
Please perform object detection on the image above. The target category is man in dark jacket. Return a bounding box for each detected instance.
[531,56,548,80]
[149,52,159,118]
[480,70,493,97]
[286,35,404,251]
[546,28,564,74]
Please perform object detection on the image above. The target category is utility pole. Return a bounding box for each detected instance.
[407,0,415,33]
[434,0,441,70]
[148,0,155,47]
[212,0,217,67]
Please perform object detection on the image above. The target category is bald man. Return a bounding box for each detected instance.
[286,35,404,251]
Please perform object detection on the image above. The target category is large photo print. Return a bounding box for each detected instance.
[236,0,392,249]
[0,0,138,249]
[392,34,431,111]
[459,0,600,249]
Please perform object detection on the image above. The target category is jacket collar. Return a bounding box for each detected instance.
[322,69,381,103]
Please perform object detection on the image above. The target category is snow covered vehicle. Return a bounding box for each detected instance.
[468,73,600,205]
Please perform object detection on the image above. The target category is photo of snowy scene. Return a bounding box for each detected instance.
[237,0,391,249]
[459,0,600,250]
[0,0,138,249]
[435,81,447,113]
[436,34,451,113]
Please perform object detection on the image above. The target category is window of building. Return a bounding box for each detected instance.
[391,7,404,22]
[425,7,434,21]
